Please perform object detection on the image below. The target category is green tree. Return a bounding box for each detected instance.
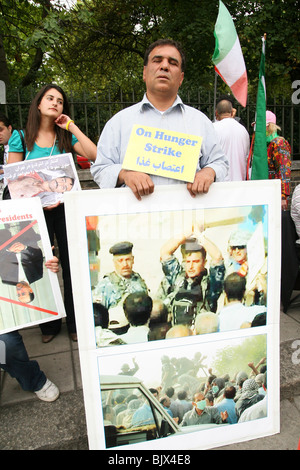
[0,0,299,99]
[0,0,57,88]
[211,335,267,379]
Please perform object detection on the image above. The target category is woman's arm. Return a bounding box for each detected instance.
[8,152,24,164]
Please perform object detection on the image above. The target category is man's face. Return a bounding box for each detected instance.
[49,177,74,193]
[192,392,205,415]
[185,252,206,278]
[113,253,134,278]
[143,45,184,99]
[230,246,247,265]
[0,121,12,146]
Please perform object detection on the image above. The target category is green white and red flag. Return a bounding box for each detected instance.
[250,35,269,180]
[212,0,248,107]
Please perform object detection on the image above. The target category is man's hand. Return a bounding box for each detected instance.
[45,256,59,273]
[187,167,216,197]
[54,114,72,130]
[43,201,61,211]
[118,169,154,201]
[8,242,26,253]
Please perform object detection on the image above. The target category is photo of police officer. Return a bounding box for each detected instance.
[93,241,149,335]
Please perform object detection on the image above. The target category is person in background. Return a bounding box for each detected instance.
[0,113,13,166]
[8,84,97,342]
[180,391,228,426]
[213,97,250,181]
[215,385,238,424]
[265,110,291,210]
[0,113,13,195]
[120,292,153,344]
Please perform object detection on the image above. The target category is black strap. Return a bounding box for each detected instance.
[18,129,26,160]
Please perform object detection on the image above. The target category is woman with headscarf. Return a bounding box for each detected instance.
[235,378,265,419]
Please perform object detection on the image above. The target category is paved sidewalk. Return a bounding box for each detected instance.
[0,302,300,450]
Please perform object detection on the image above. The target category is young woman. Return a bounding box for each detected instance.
[8,84,97,342]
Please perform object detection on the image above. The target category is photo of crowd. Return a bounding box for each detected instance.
[98,333,268,448]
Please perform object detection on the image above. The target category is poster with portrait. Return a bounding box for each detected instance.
[4,152,81,207]
[64,180,281,450]
[0,198,66,334]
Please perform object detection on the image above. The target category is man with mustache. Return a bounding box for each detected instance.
[93,242,148,335]
[91,39,228,200]
[157,227,225,327]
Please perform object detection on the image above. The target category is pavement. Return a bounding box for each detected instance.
[1,295,300,451]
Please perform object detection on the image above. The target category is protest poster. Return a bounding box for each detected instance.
[64,180,281,450]
[0,198,65,334]
[4,153,81,207]
[122,125,202,182]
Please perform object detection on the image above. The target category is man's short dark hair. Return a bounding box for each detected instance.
[144,39,186,72]
[93,302,109,328]
[177,390,187,400]
[0,114,11,127]
[123,292,153,326]
[165,387,175,398]
[181,238,207,259]
[251,312,266,327]
[224,385,236,400]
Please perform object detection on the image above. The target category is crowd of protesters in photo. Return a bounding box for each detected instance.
[102,355,267,431]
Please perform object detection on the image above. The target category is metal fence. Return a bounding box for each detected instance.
[1,88,300,159]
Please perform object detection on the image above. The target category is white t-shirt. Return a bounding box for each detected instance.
[120,324,150,344]
[213,118,250,181]
[218,303,266,332]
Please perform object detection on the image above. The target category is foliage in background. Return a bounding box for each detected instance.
[1,0,299,100]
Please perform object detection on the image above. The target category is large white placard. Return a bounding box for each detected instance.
[4,153,81,207]
[64,180,281,451]
[0,198,66,334]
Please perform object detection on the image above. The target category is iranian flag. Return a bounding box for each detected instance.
[212,0,248,107]
[250,35,269,180]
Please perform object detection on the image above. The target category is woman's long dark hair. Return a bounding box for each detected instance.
[25,84,73,153]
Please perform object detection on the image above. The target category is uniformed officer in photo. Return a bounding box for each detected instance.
[93,241,148,334]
